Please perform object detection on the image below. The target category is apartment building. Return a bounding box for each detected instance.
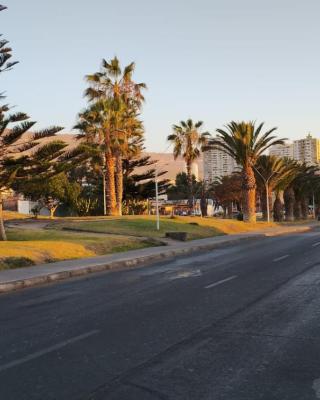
[269,134,320,165]
[203,137,238,182]
[269,143,294,159]
[293,134,320,165]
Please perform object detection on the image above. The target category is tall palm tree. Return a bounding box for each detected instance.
[113,106,144,215]
[255,155,292,221]
[272,158,297,222]
[291,164,319,220]
[85,57,146,215]
[209,121,286,222]
[75,100,118,215]
[168,119,210,208]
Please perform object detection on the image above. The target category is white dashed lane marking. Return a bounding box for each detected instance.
[273,255,289,262]
[0,330,100,373]
[205,275,238,289]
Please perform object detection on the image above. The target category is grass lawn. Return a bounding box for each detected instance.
[57,216,222,240]
[57,215,277,238]
[3,211,31,220]
[0,228,158,270]
[1,214,311,270]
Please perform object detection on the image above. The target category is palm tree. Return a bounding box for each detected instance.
[168,119,210,208]
[272,158,297,222]
[113,107,144,215]
[209,121,286,222]
[85,57,146,215]
[75,101,117,215]
[291,164,319,220]
[254,155,292,221]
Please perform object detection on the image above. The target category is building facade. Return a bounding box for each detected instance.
[293,134,320,165]
[269,134,320,165]
[203,138,239,182]
[269,143,294,159]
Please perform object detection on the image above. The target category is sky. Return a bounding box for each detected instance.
[2,0,320,151]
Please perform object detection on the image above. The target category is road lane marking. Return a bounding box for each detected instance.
[169,269,202,280]
[0,330,99,373]
[312,242,320,247]
[273,255,289,262]
[205,275,237,289]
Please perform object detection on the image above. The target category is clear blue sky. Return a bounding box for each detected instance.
[2,0,320,151]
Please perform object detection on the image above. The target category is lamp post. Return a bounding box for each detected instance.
[102,166,107,216]
[155,169,160,230]
[253,167,278,223]
[313,191,316,219]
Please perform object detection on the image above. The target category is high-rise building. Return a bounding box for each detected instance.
[269,134,320,166]
[293,134,320,165]
[269,143,294,159]
[203,137,239,182]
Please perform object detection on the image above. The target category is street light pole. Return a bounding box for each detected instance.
[265,181,270,223]
[253,166,278,223]
[313,192,316,219]
[155,169,160,230]
[102,167,106,216]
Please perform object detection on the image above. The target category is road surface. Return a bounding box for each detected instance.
[1,231,320,399]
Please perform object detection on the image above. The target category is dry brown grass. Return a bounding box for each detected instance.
[0,241,95,264]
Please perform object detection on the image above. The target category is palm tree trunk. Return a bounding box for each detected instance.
[186,162,193,210]
[273,191,284,222]
[284,186,295,221]
[260,188,273,221]
[115,151,123,216]
[242,166,256,223]
[301,196,309,219]
[294,199,302,220]
[200,196,207,217]
[105,153,117,216]
[260,188,267,220]
[227,202,233,218]
[0,197,7,241]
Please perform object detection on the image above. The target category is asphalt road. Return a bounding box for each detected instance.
[2,231,320,399]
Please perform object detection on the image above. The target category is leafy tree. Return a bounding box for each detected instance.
[18,173,80,219]
[168,119,210,208]
[0,4,18,75]
[211,174,242,218]
[167,172,199,201]
[208,121,285,222]
[122,154,170,210]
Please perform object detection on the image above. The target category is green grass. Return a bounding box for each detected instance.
[0,228,158,270]
[57,216,224,240]
[6,228,158,254]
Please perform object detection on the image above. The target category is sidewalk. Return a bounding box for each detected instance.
[0,224,315,293]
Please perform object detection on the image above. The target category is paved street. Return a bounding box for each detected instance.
[2,231,320,399]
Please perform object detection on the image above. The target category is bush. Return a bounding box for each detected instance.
[236,212,244,221]
[1,257,35,269]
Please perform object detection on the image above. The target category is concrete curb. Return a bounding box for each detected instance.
[0,235,264,294]
[0,225,314,294]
